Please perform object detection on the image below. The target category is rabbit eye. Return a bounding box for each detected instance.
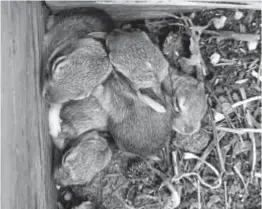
[62,149,72,164]
[173,98,181,113]
[52,56,67,74]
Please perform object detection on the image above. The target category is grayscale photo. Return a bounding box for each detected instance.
[1,1,261,209]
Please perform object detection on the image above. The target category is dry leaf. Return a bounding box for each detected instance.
[247,41,258,51]
[213,16,227,29]
[210,53,221,65]
[234,10,244,20]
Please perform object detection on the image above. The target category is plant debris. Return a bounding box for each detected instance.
[54,8,261,209]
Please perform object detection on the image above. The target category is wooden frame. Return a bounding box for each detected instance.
[1,2,56,209]
[46,0,261,20]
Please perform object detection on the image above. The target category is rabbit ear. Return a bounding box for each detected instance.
[88,32,107,40]
[92,85,105,98]
[92,85,111,112]
[137,91,166,113]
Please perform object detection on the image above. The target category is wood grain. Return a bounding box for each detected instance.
[44,1,202,20]
[45,0,261,20]
[1,2,56,209]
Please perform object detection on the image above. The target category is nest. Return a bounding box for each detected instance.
[56,8,261,209]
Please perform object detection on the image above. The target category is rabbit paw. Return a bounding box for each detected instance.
[49,103,62,138]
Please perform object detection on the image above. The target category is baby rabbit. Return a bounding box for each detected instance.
[163,69,207,135]
[43,7,114,61]
[54,131,112,186]
[42,7,115,104]
[106,30,169,112]
[93,71,172,158]
[43,37,113,104]
[52,95,108,150]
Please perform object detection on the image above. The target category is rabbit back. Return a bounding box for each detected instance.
[108,102,172,157]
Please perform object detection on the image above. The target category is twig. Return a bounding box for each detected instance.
[184,152,220,176]
[216,126,262,134]
[233,162,248,193]
[206,86,241,139]
[172,172,222,189]
[239,88,257,181]
[213,62,237,67]
[232,96,262,109]
[193,132,226,171]
[198,179,201,209]
[147,161,181,209]
[224,181,228,209]
[209,108,226,174]
[172,151,179,177]
[202,30,260,42]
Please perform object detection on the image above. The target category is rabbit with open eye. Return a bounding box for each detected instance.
[53,131,112,187]
[93,71,172,158]
[43,7,114,61]
[162,69,207,135]
[105,30,169,113]
[52,95,108,150]
[42,37,113,104]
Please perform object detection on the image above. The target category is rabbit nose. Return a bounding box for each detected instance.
[42,87,54,103]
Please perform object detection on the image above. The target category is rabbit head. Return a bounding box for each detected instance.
[42,38,113,104]
[52,95,108,150]
[168,74,207,135]
[43,7,115,61]
[106,30,169,100]
[53,131,112,186]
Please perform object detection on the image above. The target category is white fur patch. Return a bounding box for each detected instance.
[137,91,166,113]
[49,103,62,138]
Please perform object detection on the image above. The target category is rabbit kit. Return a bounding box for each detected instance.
[43,7,209,209]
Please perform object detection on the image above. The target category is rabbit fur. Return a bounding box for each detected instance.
[106,30,169,112]
[53,95,108,150]
[42,8,115,104]
[93,71,173,158]
[43,7,114,61]
[43,37,113,104]
[162,68,207,135]
[53,131,112,186]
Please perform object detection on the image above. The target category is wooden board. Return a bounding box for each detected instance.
[45,0,261,21]
[1,2,57,209]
